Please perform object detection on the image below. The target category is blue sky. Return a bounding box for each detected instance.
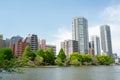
[0,0,120,55]
[0,0,109,38]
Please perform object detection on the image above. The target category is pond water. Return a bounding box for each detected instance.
[0,66,120,80]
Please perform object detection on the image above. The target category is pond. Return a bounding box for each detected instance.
[0,66,120,80]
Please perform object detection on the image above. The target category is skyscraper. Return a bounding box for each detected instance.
[72,17,89,53]
[91,36,100,55]
[100,25,113,56]
[61,40,78,57]
[25,34,38,51]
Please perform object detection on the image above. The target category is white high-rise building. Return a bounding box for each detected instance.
[100,25,113,56]
[91,36,100,55]
[72,17,89,53]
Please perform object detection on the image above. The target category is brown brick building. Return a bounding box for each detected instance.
[14,38,29,57]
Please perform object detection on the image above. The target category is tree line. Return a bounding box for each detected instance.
[0,46,114,71]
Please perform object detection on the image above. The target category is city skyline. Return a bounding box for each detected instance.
[0,0,120,56]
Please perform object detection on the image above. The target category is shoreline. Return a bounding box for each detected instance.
[18,64,119,68]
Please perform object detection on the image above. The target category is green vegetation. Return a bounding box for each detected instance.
[0,47,115,72]
[55,48,66,66]
[57,48,66,62]
[69,52,82,66]
[22,46,36,61]
[43,49,55,65]
[55,58,63,66]
[55,51,114,66]
[96,55,114,65]
[15,46,55,67]
[0,48,15,72]
[69,52,92,66]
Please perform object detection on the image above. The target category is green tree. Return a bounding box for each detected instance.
[34,55,43,65]
[0,48,13,60]
[81,54,92,63]
[69,52,82,66]
[55,58,63,66]
[57,48,66,62]
[43,49,55,65]
[69,53,92,66]
[22,46,36,61]
[0,48,15,72]
[36,48,44,57]
[70,52,82,62]
[15,57,29,67]
[48,48,55,64]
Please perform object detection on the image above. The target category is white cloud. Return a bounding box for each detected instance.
[102,4,120,22]
[54,26,72,41]
[89,25,100,41]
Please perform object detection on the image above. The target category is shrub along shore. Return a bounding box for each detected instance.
[0,46,114,71]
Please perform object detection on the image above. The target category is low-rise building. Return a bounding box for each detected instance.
[45,44,56,55]
[61,40,78,57]
[24,34,38,51]
[39,39,46,49]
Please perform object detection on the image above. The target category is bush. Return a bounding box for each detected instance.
[70,59,81,66]
[81,54,92,63]
[70,52,82,62]
[55,58,63,66]
[96,55,114,65]
[34,56,43,65]
[15,57,29,67]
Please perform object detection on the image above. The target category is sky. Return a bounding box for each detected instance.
[0,0,120,56]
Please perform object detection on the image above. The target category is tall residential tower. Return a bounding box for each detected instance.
[72,17,89,53]
[100,25,113,56]
[91,36,100,55]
